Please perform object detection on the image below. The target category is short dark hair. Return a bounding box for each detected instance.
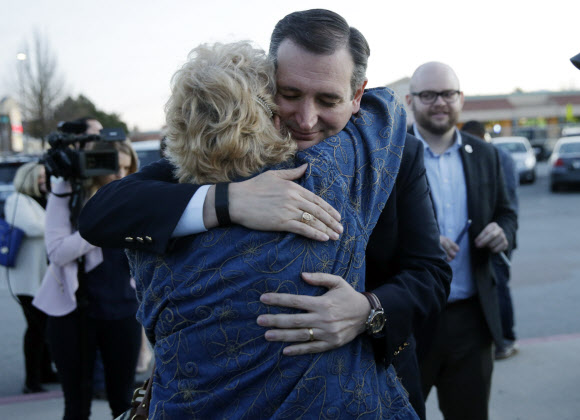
[269,9,370,95]
[66,116,99,134]
[75,116,98,125]
[462,120,486,139]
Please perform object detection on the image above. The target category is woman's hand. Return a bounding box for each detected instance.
[227,164,343,241]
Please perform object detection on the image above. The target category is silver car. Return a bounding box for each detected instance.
[492,137,537,184]
[549,136,580,192]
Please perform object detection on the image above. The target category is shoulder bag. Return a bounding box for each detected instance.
[0,218,25,267]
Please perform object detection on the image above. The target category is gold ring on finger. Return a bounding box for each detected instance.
[301,211,314,224]
[308,328,314,342]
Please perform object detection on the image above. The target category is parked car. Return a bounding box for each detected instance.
[561,126,580,138]
[549,136,580,192]
[0,154,41,218]
[513,127,551,160]
[529,138,553,161]
[492,137,537,184]
[132,140,163,169]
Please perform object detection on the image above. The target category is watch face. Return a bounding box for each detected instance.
[368,311,386,334]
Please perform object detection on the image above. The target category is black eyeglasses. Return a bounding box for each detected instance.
[411,90,461,105]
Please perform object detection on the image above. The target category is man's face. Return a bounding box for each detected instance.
[85,119,103,135]
[274,39,366,150]
[407,66,464,136]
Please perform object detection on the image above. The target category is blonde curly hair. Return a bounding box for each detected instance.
[164,41,295,184]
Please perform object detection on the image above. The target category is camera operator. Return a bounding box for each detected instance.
[32,119,141,420]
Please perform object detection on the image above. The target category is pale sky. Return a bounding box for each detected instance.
[1,0,579,132]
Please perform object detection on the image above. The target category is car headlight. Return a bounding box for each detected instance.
[525,155,536,168]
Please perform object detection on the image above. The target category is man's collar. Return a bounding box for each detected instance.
[412,123,462,154]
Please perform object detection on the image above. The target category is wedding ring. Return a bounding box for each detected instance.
[308,328,315,342]
[301,211,314,224]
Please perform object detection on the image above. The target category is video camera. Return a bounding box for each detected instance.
[42,120,126,180]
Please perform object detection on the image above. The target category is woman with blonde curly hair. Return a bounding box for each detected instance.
[128,41,416,419]
[164,41,295,185]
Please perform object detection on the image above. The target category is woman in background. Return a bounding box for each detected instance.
[33,141,142,420]
[3,162,57,393]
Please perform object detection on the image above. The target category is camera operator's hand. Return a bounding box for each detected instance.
[203,164,343,241]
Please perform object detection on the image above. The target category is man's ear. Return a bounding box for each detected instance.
[351,80,368,114]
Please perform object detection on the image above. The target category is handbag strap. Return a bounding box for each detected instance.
[132,363,155,420]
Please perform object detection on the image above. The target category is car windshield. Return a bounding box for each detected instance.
[558,142,580,154]
[496,142,527,153]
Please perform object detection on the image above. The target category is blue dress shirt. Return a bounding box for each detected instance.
[413,125,475,302]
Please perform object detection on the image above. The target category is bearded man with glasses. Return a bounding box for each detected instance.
[403,62,517,420]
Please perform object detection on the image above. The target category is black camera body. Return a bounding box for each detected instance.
[42,123,126,180]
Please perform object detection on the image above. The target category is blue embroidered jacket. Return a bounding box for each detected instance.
[128,88,418,419]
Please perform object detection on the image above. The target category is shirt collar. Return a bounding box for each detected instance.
[412,123,462,156]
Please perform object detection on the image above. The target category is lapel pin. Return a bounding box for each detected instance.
[465,144,473,153]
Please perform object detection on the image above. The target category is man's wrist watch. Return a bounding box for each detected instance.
[362,292,386,336]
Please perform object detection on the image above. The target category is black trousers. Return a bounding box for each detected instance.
[46,310,141,420]
[17,295,54,388]
[419,297,493,420]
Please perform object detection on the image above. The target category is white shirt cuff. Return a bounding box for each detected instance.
[171,184,210,237]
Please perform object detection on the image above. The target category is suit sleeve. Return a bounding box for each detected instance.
[492,148,518,252]
[366,135,452,365]
[79,159,199,254]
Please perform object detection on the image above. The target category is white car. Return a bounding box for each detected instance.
[492,137,536,184]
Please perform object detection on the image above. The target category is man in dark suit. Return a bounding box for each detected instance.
[404,62,517,420]
[79,10,451,418]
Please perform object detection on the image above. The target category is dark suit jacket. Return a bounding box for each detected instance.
[458,131,517,345]
[366,135,451,364]
[79,134,451,366]
[408,127,518,346]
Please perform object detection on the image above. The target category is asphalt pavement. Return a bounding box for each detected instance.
[1,162,579,419]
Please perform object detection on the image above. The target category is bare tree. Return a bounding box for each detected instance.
[17,30,64,147]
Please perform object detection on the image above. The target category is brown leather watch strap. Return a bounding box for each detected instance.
[362,291,382,310]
